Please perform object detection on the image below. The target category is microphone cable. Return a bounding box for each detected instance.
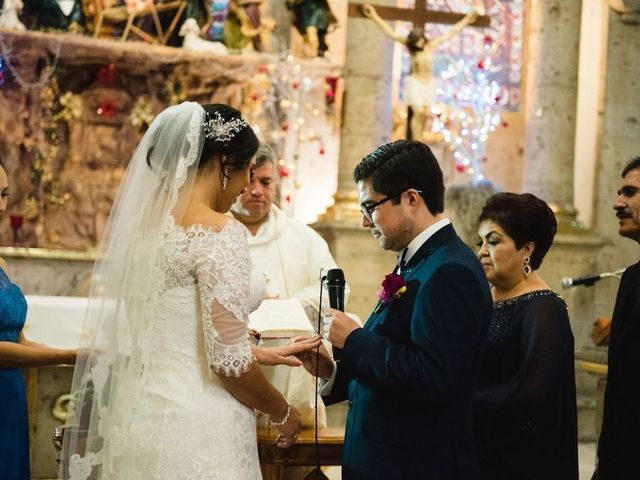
[312,269,326,474]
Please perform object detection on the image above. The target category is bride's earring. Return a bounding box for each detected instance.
[222,167,229,190]
[523,256,532,278]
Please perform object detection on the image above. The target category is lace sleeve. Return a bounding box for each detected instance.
[190,222,254,377]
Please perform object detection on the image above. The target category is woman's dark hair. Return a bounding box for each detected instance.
[478,192,557,270]
[353,140,444,215]
[0,157,4,169]
[199,104,259,172]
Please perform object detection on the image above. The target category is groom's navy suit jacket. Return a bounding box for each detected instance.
[324,224,492,479]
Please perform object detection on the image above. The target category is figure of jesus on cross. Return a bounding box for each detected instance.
[350,1,489,142]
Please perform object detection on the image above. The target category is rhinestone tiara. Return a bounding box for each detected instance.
[203,110,249,142]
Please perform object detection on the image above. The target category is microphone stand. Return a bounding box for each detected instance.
[303,273,330,480]
[562,268,627,288]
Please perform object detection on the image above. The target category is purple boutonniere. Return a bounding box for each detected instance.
[376,273,408,311]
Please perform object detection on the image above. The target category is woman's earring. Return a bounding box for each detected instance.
[222,167,229,190]
[523,256,532,278]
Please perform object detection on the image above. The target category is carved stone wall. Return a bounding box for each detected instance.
[0,30,340,250]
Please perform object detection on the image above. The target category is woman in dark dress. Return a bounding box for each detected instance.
[0,159,77,479]
[474,192,578,480]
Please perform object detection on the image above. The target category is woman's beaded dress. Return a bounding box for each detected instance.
[474,290,578,479]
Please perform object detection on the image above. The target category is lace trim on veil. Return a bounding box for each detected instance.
[143,108,204,357]
[66,105,204,480]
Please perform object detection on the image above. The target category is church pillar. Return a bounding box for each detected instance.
[520,1,615,441]
[581,5,640,444]
[522,0,583,230]
[520,0,603,364]
[593,4,640,319]
[323,4,396,223]
[314,2,398,322]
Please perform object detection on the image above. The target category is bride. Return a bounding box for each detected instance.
[59,102,320,479]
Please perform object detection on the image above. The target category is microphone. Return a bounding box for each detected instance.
[561,268,626,288]
[326,268,345,312]
[325,268,345,361]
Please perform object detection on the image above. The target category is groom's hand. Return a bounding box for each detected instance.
[325,309,361,349]
[291,336,334,379]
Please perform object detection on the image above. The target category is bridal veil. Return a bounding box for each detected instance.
[60,102,205,479]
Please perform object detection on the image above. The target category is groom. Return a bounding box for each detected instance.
[298,140,492,479]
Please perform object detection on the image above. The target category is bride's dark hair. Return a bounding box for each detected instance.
[199,104,259,172]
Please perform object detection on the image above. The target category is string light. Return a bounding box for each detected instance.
[402,0,524,182]
[241,55,336,212]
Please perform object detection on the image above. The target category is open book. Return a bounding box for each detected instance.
[248,298,316,339]
[23,295,87,349]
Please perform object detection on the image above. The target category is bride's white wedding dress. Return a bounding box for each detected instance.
[69,218,265,480]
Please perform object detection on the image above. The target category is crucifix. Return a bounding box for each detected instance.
[346,1,490,142]
[347,1,490,27]
[320,0,491,224]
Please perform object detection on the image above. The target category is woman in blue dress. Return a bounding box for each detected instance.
[0,159,78,479]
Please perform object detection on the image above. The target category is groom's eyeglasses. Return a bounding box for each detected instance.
[360,190,423,224]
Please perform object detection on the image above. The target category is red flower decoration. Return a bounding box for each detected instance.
[97,100,118,118]
[97,64,116,85]
[325,76,338,103]
[455,163,466,173]
[9,213,23,229]
[377,273,407,306]
[278,166,290,178]
[280,121,289,132]
[319,147,325,155]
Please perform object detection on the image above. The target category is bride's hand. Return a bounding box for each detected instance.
[291,336,333,379]
[251,337,321,367]
[274,405,302,449]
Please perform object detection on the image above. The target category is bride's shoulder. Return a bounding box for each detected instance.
[177,212,246,242]
[181,211,232,230]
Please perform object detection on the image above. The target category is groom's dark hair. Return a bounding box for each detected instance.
[353,140,444,215]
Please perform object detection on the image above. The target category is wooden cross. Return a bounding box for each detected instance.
[347,0,490,27]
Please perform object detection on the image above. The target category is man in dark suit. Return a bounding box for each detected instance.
[594,156,640,480]
[297,140,492,479]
